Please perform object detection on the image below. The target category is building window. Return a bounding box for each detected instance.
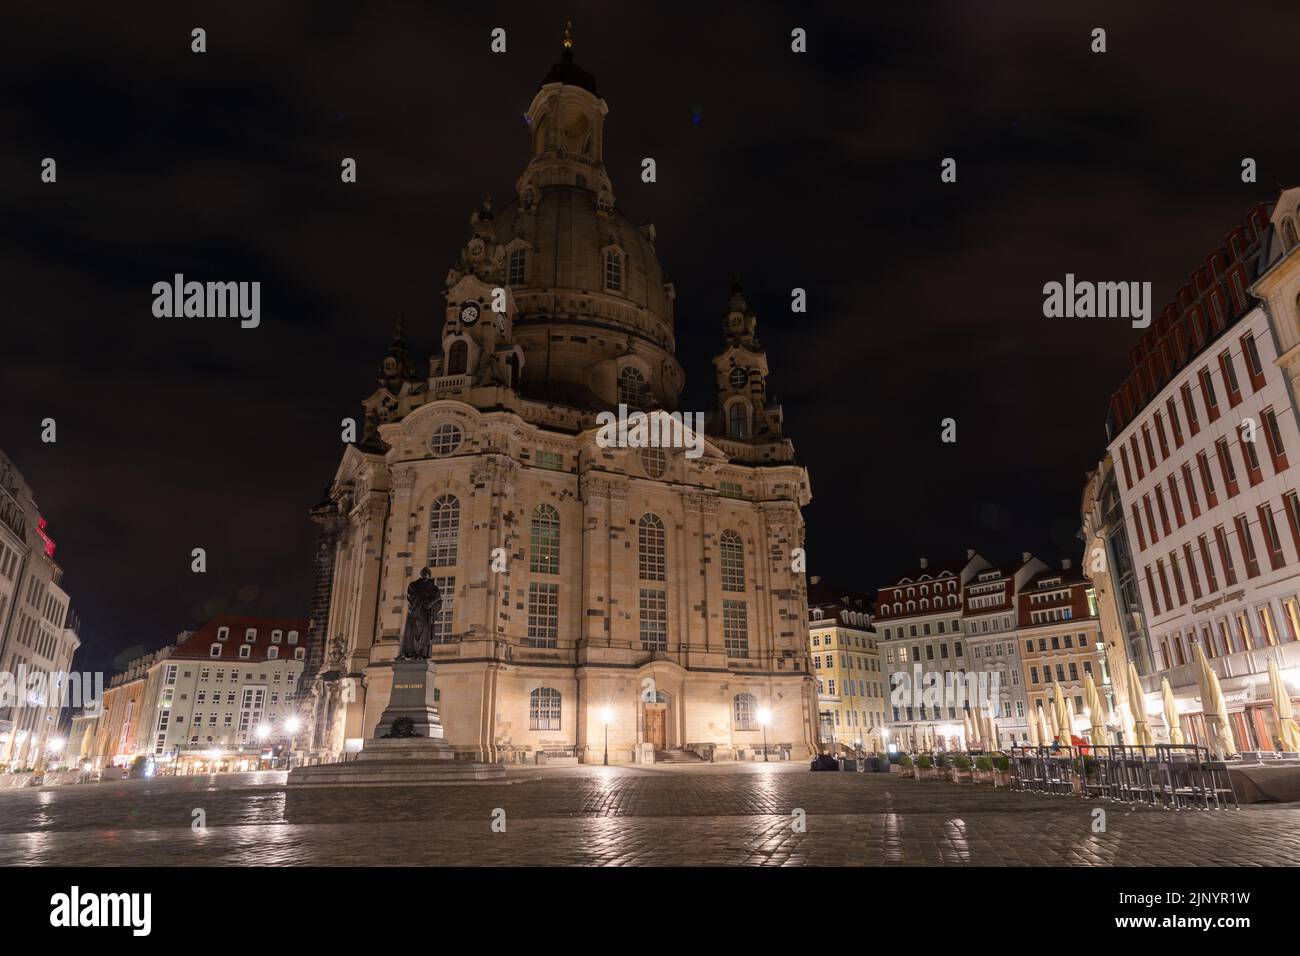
[268,646,279,660]
[1242,333,1266,390]
[432,576,456,642]
[217,627,229,641]
[1199,367,1220,421]
[618,366,650,410]
[1215,438,1239,497]
[429,423,464,457]
[294,648,305,661]
[210,644,222,657]
[638,513,666,580]
[529,687,561,730]
[723,600,749,658]
[271,630,282,644]
[428,494,460,566]
[508,247,527,286]
[728,403,749,439]
[720,530,745,592]
[446,340,468,376]
[239,645,251,659]
[1263,408,1289,472]
[733,693,758,731]
[1215,525,1237,586]
[604,250,623,291]
[640,448,667,479]
[1235,514,1261,578]
[530,504,561,574]
[537,450,564,471]
[639,588,668,650]
[526,583,559,648]
[287,630,298,644]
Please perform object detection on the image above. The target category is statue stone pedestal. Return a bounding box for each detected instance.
[372,658,452,744]
[288,658,504,787]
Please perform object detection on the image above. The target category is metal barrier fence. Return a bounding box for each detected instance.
[1009,744,1238,809]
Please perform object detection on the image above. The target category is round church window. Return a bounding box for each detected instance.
[640,448,667,479]
[729,367,748,391]
[429,423,464,458]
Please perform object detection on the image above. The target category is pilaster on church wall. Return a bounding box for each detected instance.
[375,465,418,655]
[346,489,390,661]
[684,490,722,660]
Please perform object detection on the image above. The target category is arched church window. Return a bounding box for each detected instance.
[447,340,468,376]
[618,366,650,410]
[428,494,460,567]
[529,687,562,730]
[728,403,749,439]
[530,504,560,574]
[720,530,745,592]
[604,250,623,291]
[508,248,528,286]
[638,513,666,581]
[733,693,757,731]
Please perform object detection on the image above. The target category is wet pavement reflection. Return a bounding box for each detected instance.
[1,763,1297,866]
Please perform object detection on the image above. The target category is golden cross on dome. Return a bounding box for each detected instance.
[562,20,573,50]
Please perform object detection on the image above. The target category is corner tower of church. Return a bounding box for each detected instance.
[305,31,815,766]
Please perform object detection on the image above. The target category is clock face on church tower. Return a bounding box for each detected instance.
[459,301,480,327]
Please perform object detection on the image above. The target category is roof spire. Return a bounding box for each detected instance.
[562,19,574,52]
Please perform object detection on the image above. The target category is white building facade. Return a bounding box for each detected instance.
[1106,190,1300,751]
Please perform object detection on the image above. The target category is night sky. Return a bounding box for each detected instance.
[4,2,1300,677]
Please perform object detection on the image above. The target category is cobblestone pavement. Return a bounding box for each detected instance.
[1,762,1297,866]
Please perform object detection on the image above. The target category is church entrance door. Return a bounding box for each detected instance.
[645,705,667,750]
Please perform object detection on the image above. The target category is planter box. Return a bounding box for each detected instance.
[992,770,1011,787]
[972,770,994,784]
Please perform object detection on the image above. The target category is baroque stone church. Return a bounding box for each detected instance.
[302,34,815,764]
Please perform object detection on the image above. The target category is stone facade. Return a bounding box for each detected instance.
[305,39,816,765]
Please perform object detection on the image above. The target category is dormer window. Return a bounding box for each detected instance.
[294,648,306,661]
[209,644,222,658]
[271,630,282,644]
[217,627,229,641]
[288,630,299,645]
[268,646,279,660]
[239,645,251,659]
[245,628,257,642]
[604,249,623,291]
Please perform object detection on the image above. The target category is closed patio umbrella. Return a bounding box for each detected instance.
[963,711,976,750]
[1268,658,1300,752]
[1084,672,1107,745]
[1045,701,1060,744]
[1193,644,1237,759]
[984,712,999,749]
[1161,677,1184,746]
[1028,709,1041,747]
[1053,682,1074,750]
[1128,661,1155,748]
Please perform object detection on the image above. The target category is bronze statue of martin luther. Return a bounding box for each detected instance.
[398,568,442,659]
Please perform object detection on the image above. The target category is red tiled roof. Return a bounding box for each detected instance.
[173,614,310,663]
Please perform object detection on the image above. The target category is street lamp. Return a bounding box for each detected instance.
[599,707,613,765]
[758,707,773,762]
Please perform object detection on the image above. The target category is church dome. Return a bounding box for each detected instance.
[491,185,673,337]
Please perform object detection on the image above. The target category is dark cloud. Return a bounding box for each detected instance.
[3,1,1300,675]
